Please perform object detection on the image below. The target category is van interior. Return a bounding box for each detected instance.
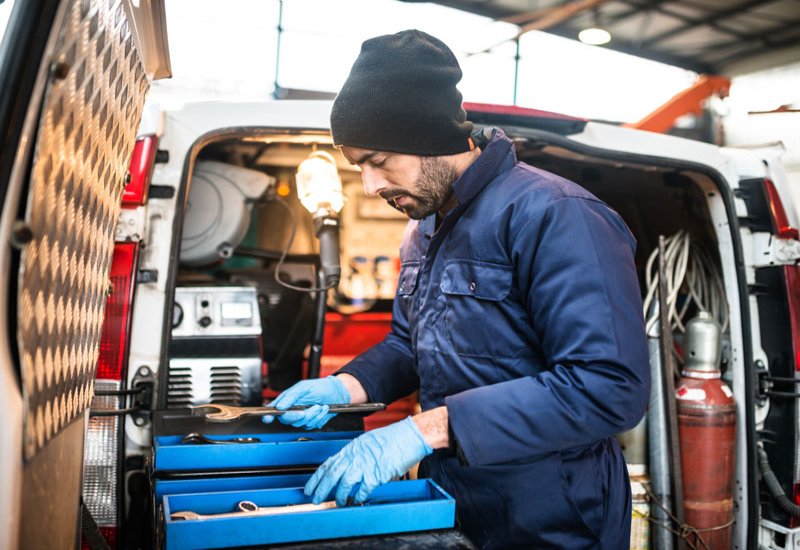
[171,131,732,393]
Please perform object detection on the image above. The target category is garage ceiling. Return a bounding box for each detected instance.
[405,0,800,75]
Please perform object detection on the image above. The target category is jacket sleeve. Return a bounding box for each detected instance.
[335,270,420,404]
[445,196,650,466]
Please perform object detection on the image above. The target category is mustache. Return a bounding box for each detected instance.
[379,190,413,213]
[378,189,408,201]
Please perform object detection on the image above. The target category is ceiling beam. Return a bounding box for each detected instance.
[700,17,800,52]
[679,0,786,23]
[543,23,715,72]
[403,0,798,75]
[502,2,571,25]
[399,0,518,20]
[500,0,666,27]
[602,0,672,26]
[712,27,800,67]
[470,0,611,55]
[517,0,611,35]
[641,0,777,47]
[617,0,754,41]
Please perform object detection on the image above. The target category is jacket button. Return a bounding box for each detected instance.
[469,282,476,292]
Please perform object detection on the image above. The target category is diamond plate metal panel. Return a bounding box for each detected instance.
[18,0,148,460]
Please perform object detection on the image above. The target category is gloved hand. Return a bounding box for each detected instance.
[262,376,350,429]
[304,416,433,505]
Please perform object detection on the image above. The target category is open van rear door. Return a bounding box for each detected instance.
[463,103,767,549]
[0,1,167,547]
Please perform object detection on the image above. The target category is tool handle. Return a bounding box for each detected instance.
[172,501,337,521]
[193,402,387,422]
[268,403,386,415]
[315,217,341,288]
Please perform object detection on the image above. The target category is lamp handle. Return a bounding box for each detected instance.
[315,215,341,288]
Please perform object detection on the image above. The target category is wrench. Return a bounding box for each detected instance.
[190,402,386,423]
[180,433,261,445]
[170,500,337,521]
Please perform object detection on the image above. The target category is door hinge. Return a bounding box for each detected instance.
[752,232,800,268]
[115,207,146,242]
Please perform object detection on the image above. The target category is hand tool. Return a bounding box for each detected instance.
[180,433,261,445]
[190,402,386,423]
[170,500,337,521]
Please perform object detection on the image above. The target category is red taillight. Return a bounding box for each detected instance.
[122,135,158,207]
[762,177,800,368]
[96,242,138,380]
[84,144,147,549]
[764,178,800,240]
[763,178,800,369]
[80,527,116,550]
[786,266,800,372]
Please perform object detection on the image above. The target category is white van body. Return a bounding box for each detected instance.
[111,99,799,549]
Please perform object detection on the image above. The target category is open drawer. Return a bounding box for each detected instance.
[153,431,361,472]
[163,479,456,549]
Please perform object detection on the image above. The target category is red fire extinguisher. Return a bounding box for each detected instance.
[676,311,736,549]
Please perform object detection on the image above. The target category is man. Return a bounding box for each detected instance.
[264,29,649,549]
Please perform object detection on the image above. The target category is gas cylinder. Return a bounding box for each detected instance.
[676,312,736,549]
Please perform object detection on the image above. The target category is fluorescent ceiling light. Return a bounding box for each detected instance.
[579,28,611,46]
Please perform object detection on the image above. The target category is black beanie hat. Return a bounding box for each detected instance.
[330,29,473,156]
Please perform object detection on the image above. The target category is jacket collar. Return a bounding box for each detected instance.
[419,128,516,239]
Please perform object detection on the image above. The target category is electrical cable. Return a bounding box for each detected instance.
[643,230,729,336]
[89,406,141,417]
[765,391,800,398]
[757,444,800,517]
[765,375,800,382]
[272,197,338,294]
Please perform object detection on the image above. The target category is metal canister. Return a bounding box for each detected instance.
[676,312,736,549]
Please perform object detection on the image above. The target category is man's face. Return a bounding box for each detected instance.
[340,145,458,220]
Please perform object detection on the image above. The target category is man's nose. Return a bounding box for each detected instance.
[361,166,385,197]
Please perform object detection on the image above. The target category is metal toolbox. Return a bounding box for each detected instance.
[150,411,461,549]
[150,411,364,547]
[163,479,456,549]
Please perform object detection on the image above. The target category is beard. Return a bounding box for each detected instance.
[381,157,458,220]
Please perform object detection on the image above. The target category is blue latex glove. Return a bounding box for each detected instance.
[304,416,433,505]
[262,376,350,429]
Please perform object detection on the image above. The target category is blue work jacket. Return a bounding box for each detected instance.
[339,129,650,549]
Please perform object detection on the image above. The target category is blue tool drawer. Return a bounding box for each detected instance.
[163,479,456,550]
[153,431,361,471]
[154,473,312,501]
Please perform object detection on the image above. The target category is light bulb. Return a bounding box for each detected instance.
[295,150,344,214]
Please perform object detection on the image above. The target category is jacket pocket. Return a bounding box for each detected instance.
[440,260,522,358]
[397,262,420,296]
[434,452,600,549]
[558,445,607,542]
